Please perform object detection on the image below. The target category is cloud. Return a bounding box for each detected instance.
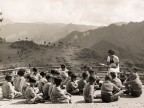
[0,0,144,25]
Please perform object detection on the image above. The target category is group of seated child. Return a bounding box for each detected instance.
[1,64,143,104]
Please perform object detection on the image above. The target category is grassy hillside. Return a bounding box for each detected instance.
[58,21,144,64]
[0,41,103,70]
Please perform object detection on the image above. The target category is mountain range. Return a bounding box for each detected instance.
[0,19,98,43]
[58,21,144,63]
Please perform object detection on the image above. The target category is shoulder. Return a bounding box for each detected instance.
[113,55,119,59]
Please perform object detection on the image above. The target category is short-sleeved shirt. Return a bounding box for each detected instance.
[38,78,47,92]
[78,78,87,90]
[30,72,42,81]
[107,55,120,73]
[51,85,67,102]
[101,81,120,95]
[66,81,78,93]
[43,82,51,98]
[14,76,25,92]
[25,86,37,99]
[58,68,69,82]
[2,81,15,99]
[83,83,94,102]
[112,78,122,88]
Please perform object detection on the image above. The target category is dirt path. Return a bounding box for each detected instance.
[0,86,144,108]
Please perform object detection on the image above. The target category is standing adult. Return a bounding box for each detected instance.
[107,50,120,77]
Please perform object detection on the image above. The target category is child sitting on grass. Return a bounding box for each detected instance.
[38,72,47,93]
[61,71,73,88]
[101,75,123,103]
[14,69,26,93]
[110,72,122,89]
[25,77,45,104]
[83,76,96,103]
[88,70,100,90]
[78,72,88,94]
[42,73,52,100]
[22,74,30,98]
[2,74,22,99]
[66,73,80,95]
[51,77,71,103]
[124,67,142,97]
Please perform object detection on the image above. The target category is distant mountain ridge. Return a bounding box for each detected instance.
[0,21,98,43]
[58,21,144,63]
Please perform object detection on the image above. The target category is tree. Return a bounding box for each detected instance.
[44,41,46,45]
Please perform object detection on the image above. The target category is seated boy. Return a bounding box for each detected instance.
[42,73,52,100]
[78,72,88,93]
[22,74,30,98]
[110,72,122,89]
[83,76,96,103]
[101,75,123,103]
[2,74,22,99]
[61,71,73,88]
[14,69,26,92]
[38,72,47,93]
[88,70,100,89]
[51,77,71,103]
[25,77,45,104]
[66,73,79,95]
[124,67,142,97]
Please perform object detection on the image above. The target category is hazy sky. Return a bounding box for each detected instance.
[0,0,144,26]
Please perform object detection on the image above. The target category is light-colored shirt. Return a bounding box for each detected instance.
[38,78,47,93]
[83,83,94,102]
[2,81,15,99]
[30,72,42,81]
[25,86,37,99]
[51,85,68,102]
[58,68,69,83]
[14,76,25,92]
[42,82,51,98]
[66,80,78,93]
[101,81,120,95]
[112,77,122,88]
[107,55,120,73]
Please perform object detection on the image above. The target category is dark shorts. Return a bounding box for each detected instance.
[131,89,142,97]
[101,93,119,103]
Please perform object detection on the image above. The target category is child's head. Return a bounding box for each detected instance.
[89,76,96,85]
[29,76,37,86]
[89,70,95,76]
[46,74,52,82]
[61,64,66,70]
[33,68,38,74]
[83,65,88,71]
[82,72,88,80]
[40,71,46,78]
[108,50,115,56]
[17,69,25,77]
[110,72,116,79]
[105,75,112,81]
[54,77,62,86]
[54,70,60,77]
[68,71,73,77]
[51,69,55,75]
[25,74,30,82]
[5,74,13,82]
[71,73,77,81]
[132,67,138,73]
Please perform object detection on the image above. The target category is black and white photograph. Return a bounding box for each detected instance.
[0,0,144,108]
